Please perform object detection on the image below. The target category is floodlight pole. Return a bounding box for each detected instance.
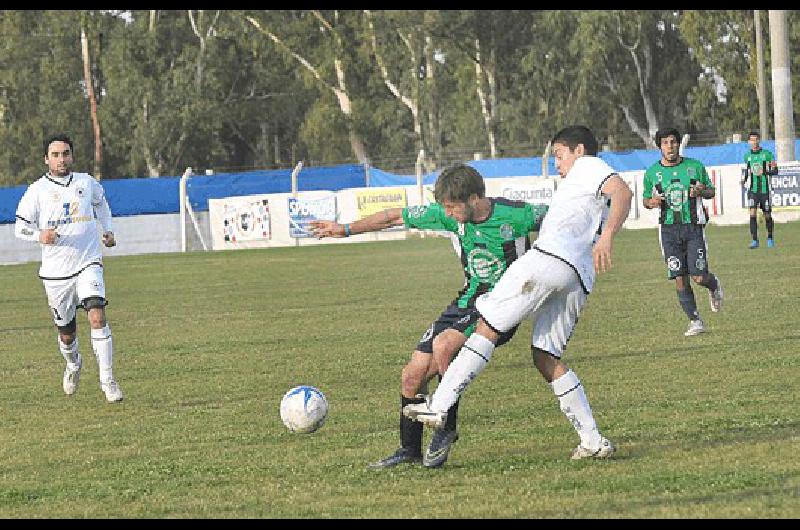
[768,10,796,161]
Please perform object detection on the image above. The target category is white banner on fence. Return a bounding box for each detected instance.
[208,194,272,250]
[497,179,555,205]
[288,194,337,238]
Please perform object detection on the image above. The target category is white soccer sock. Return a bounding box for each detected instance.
[551,370,602,450]
[91,325,114,385]
[58,336,81,371]
[430,333,495,413]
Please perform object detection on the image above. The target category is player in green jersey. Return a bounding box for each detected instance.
[741,131,778,249]
[643,128,724,337]
[309,164,547,469]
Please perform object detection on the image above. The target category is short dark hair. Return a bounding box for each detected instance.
[748,131,760,139]
[550,125,598,156]
[43,133,74,156]
[434,163,485,203]
[655,128,680,146]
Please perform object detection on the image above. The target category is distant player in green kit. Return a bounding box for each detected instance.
[309,163,547,469]
[643,128,724,337]
[741,131,778,249]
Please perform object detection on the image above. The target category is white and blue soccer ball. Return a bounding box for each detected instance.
[279,385,328,433]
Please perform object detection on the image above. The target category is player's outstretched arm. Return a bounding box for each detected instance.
[309,207,405,239]
[593,175,632,274]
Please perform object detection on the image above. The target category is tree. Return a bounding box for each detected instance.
[572,11,700,148]
[0,11,98,186]
[365,10,447,171]
[244,10,370,164]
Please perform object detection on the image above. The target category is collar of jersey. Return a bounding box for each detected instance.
[45,172,73,187]
[658,157,684,168]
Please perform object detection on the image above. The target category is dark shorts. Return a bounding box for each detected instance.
[747,191,772,213]
[416,302,518,354]
[658,223,709,279]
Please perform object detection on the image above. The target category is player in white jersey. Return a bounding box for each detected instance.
[14,134,123,403]
[404,126,632,460]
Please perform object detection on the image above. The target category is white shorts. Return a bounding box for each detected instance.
[476,250,587,357]
[42,265,106,327]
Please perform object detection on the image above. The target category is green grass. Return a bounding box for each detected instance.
[1,223,798,518]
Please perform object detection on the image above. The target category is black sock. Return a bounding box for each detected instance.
[750,217,758,240]
[702,273,718,292]
[677,286,700,321]
[437,373,460,432]
[400,395,424,454]
[444,398,460,432]
[766,216,774,238]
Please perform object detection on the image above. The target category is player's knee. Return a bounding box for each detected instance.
[690,274,706,285]
[57,316,77,337]
[431,340,455,368]
[401,362,427,395]
[82,296,107,311]
[82,297,108,326]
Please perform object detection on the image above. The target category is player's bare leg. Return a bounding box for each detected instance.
[368,351,434,468]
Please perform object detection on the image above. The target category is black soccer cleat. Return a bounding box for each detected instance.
[423,429,459,468]
[367,446,422,469]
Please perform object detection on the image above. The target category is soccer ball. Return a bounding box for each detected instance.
[279,385,328,433]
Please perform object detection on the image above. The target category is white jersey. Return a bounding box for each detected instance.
[14,172,113,279]
[532,156,616,293]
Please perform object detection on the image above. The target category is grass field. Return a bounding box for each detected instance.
[1,223,798,518]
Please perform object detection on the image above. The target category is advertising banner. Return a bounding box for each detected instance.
[498,180,555,205]
[740,162,800,210]
[288,195,337,238]
[354,188,407,219]
[219,196,271,243]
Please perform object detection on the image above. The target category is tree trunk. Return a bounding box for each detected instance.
[80,26,103,178]
[365,10,432,170]
[475,36,498,158]
[332,56,369,164]
[141,13,159,177]
[141,99,161,177]
[424,33,442,165]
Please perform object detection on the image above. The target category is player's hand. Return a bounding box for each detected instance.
[102,231,116,247]
[592,235,613,274]
[39,228,58,245]
[689,183,706,198]
[308,220,344,239]
[646,194,663,208]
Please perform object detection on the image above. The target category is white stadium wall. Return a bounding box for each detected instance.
[2,163,799,266]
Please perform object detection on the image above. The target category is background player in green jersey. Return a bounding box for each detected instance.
[310,164,547,469]
[741,131,778,249]
[643,128,724,337]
